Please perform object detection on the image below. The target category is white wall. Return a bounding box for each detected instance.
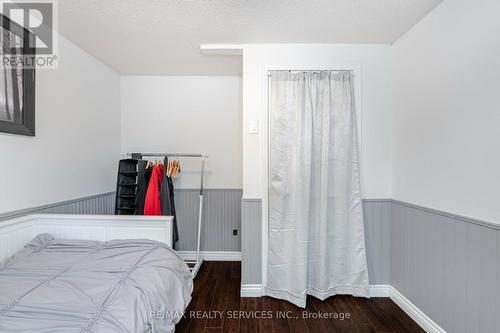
[120,76,242,189]
[241,44,393,199]
[392,0,500,223]
[0,34,121,214]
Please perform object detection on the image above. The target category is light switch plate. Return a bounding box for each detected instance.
[249,120,259,134]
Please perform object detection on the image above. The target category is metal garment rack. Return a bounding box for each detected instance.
[127,152,207,278]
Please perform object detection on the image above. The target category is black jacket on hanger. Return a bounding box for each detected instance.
[161,157,179,248]
[135,160,151,215]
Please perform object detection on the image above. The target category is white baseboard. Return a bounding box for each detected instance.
[240,284,263,297]
[368,284,391,297]
[240,284,445,333]
[177,251,241,261]
[369,285,446,333]
[388,286,446,333]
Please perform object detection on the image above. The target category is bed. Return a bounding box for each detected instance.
[0,214,193,333]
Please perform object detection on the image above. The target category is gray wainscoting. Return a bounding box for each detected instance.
[0,192,115,221]
[241,199,262,285]
[175,189,242,252]
[363,199,392,285]
[240,199,393,285]
[391,200,500,333]
[0,189,242,253]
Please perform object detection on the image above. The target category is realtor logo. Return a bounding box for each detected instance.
[1,0,58,68]
[3,1,53,54]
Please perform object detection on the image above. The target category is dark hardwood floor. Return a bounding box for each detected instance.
[176,262,424,333]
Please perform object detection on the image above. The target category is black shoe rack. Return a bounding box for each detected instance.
[115,159,139,215]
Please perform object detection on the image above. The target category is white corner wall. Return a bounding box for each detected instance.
[120,76,242,189]
[242,44,393,199]
[392,0,500,223]
[0,33,121,214]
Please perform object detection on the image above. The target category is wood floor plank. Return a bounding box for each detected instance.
[283,300,309,333]
[362,298,396,332]
[221,262,241,333]
[188,262,217,333]
[324,295,360,333]
[309,296,343,333]
[176,262,424,333]
[376,298,425,332]
[176,262,213,333]
[354,323,377,333]
[257,297,273,333]
[207,262,231,328]
[204,328,223,333]
[344,295,370,324]
[239,298,258,333]
[269,295,291,333]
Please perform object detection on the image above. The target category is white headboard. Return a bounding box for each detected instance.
[0,214,173,262]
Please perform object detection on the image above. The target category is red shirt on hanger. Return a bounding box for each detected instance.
[144,164,164,215]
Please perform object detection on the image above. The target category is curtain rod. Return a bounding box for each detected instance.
[126,153,208,159]
[267,69,353,76]
[269,70,353,72]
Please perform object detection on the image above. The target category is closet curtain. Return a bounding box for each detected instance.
[266,71,369,308]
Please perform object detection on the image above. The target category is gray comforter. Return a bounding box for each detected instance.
[0,234,193,333]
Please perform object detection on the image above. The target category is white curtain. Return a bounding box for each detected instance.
[266,71,369,308]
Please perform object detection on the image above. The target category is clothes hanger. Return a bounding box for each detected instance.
[173,160,180,178]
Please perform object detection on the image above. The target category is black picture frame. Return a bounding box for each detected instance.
[0,14,35,136]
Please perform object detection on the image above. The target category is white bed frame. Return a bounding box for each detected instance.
[0,214,173,262]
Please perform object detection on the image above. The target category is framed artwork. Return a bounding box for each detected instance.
[0,14,35,136]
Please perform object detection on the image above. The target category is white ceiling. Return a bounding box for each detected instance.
[58,0,443,75]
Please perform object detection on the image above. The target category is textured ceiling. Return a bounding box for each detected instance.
[58,0,443,75]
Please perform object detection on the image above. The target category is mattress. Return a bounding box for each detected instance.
[0,234,193,333]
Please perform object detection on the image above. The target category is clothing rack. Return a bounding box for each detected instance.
[127,152,207,278]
